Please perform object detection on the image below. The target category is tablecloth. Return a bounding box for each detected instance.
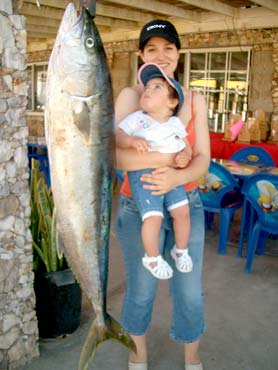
[210,133,278,165]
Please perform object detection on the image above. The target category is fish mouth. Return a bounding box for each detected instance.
[71,6,86,38]
[62,3,91,39]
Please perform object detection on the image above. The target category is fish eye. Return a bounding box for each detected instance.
[85,37,94,48]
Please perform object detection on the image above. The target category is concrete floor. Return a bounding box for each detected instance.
[21,211,278,370]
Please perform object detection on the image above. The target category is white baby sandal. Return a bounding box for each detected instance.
[142,254,173,279]
[129,361,148,370]
[185,363,203,370]
[170,245,193,273]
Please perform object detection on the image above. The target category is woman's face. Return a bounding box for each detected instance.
[139,37,180,78]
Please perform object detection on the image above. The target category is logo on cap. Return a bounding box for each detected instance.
[146,24,166,31]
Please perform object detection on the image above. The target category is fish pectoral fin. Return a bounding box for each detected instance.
[78,314,136,370]
[72,101,91,140]
[69,94,101,140]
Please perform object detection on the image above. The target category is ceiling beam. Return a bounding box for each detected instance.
[26,24,112,40]
[250,0,278,12]
[105,0,200,22]
[18,0,70,9]
[20,3,63,20]
[200,6,277,24]
[26,15,60,28]
[177,0,238,17]
[19,0,156,23]
[26,24,58,36]
[100,7,278,43]
[95,16,139,29]
[25,13,138,31]
[176,6,278,35]
[26,33,54,39]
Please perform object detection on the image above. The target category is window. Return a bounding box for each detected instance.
[27,62,48,112]
[184,47,252,132]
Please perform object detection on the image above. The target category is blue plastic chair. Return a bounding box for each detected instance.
[237,173,278,273]
[237,176,266,258]
[27,143,51,187]
[198,161,243,255]
[230,146,275,167]
[116,170,125,183]
[237,185,267,259]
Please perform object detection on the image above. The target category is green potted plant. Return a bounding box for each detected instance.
[30,160,82,338]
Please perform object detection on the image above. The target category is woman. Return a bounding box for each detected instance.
[115,19,210,370]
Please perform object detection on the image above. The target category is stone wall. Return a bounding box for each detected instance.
[0,1,39,369]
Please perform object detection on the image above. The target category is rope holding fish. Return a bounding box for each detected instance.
[17,0,40,8]
[79,0,96,17]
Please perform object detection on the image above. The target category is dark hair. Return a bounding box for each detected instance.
[139,19,181,51]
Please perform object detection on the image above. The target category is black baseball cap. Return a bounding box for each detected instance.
[139,19,181,51]
[138,63,184,113]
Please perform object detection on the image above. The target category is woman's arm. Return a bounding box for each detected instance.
[115,86,176,170]
[116,128,134,149]
[179,92,211,181]
[140,92,211,195]
[116,128,151,153]
[116,148,176,170]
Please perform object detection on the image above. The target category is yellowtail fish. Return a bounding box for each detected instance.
[45,2,136,369]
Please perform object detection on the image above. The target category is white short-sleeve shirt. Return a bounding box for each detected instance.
[118,110,187,154]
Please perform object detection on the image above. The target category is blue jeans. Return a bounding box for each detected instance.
[128,169,188,220]
[115,189,206,342]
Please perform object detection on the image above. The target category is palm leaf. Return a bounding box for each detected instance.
[30,159,67,272]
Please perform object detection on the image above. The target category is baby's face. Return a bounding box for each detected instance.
[140,77,177,114]
[144,78,170,94]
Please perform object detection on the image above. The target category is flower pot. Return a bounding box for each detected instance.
[34,268,82,338]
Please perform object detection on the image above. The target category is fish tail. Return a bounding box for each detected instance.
[78,314,137,370]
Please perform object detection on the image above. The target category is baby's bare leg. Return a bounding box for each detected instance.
[141,216,173,279]
[142,216,162,257]
[170,205,193,273]
[170,204,190,249]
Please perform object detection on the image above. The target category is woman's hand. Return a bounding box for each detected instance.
[140,166,182,195]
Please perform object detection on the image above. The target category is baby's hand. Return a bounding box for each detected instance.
[131,137,150,153]
[175,148,191,168]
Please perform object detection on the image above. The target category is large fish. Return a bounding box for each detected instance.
[44,2,136,369]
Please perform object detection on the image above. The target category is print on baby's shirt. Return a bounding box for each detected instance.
[138,115,153,130]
